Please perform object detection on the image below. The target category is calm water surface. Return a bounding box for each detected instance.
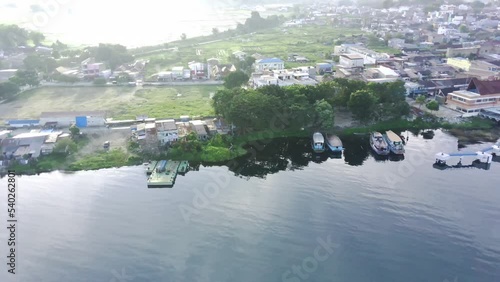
[1,130,499,282]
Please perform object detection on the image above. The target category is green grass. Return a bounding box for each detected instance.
[114,85,218,119]
[0,85,219,121]
[68,148,139,171]
[142,26,367,75]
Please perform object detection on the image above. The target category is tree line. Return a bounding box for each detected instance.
[212,78,410,133]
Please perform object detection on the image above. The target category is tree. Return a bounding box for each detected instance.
[426,100,439,112]
[90,43,133,70]
[0,24,29,49]
[69,125,80,137]
[459,25,469,33]
[180,33,187,40]
[212,28,219,35]
[23,54,57,73]
[9,70,40,87]
[29,31,45,46]
[348,90,377,123]
[314,99,334,129]
[53,138,78,154]
[416,94,426,109]
[223,70,249,89]
[0,81,20,100]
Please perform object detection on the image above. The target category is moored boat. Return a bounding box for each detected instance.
[369,132,390,155]
[311,132,325,153]
[384,130,405,155]
[325,134,343,152]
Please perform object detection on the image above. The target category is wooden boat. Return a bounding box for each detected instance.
[369,132,390,155]
[311,132,325,153]
[384,130,405,155]
[325,134,343,152]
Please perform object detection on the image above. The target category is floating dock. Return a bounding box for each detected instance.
[147,160,189,188]
[434,141,499,170]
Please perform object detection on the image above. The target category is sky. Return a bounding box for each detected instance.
[0,0,270,47]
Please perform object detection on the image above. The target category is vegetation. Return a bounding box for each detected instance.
[416,95,426,109]
[93,78,107,85]
[9,70,40,87]
[68,148,138,171]
[426,100,439,112]
[168,133,246,162]
[213,79,409,133]
[0,85,219,122]
[0,81,20,100]
[223,70,250,89]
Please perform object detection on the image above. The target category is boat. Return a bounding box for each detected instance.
[369,132,390,155]
[384,130,405,155]
[325,134,343,152]
[311,132,325,153]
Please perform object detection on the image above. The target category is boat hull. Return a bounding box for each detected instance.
[325,134,343,153]
[327,144,343,152]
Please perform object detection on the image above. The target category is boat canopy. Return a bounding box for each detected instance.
[313,132,324,143]
[386,130,402,143]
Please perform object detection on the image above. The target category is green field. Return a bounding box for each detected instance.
[141,26,366,77]
[0,85,219,122]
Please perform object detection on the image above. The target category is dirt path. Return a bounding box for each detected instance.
[77,127,131,156]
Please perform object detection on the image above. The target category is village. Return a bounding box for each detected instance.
[1,2,500,170]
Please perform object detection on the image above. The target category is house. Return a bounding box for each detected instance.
[388,38,405,49]
[0,130,11,143]
[189,120,209,141]
[40,111,106,127]
[6,120,40,128]
[445,46,480,58]
[1,133,47,161]
[255,58,285,71]
[364,66,400,83]
[171,67,184,80]
[316,63,333,74]
[445,78,500,116]
[155,119,178,144]
[81,57,105,76]
[40,132,62,155]
[188,62,208,79]
[339,54,364,69]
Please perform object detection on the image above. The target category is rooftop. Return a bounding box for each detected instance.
[258,58,284,64]
[340,54,364,60]
[468,78,500,95]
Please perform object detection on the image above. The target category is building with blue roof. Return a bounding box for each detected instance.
[6,120,40,128]
[255,57,285,71]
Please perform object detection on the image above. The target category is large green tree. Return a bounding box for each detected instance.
[314,99,334,129]
[223,70,249,89]
[348,90,377,123]
[0,81,20,100]
[9,70,40,87]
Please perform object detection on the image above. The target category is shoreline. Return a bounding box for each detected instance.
[4,117,498,177]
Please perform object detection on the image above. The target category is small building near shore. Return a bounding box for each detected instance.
[155,119,178,144]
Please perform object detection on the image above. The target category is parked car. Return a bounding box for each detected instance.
[103,141,110,149]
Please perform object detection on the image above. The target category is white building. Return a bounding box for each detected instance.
[155,119,178,144]
[255,58,285,71]
[339,54,364,68]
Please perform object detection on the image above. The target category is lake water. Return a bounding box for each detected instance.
[1,130,500,282]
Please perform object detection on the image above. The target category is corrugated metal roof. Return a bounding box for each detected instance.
[7,120,39,125]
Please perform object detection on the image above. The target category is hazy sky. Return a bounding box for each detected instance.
[1,0,259,47]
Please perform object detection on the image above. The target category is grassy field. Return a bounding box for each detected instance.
[141,25,366,77]
[0,85,219,122]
